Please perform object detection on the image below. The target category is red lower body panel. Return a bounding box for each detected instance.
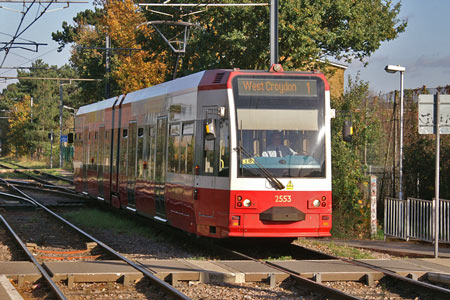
[197,189,332,238]
[73,166,332,238]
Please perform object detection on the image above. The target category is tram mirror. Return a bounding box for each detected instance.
[68,133,74,143]
[205,119,216,140]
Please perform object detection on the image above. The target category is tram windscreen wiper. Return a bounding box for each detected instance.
[235,145,285,190]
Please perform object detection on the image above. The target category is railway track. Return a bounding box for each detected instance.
[2,161,449,299]
[0,179,191,300]
[0,162,74,192]
[0,160,73,184]
[214,240,450,300]
[0,161,85,207]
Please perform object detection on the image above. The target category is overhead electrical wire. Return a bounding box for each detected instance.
[0,0,55,68]
[0,46,58,78]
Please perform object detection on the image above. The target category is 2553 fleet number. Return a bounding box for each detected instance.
[275,195,292,202]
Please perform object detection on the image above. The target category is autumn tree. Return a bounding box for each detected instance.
[7,96,35,156]
[53,0,168,100]
[103,0,168,93]
[53,0,406,99]
[1,60,80,161]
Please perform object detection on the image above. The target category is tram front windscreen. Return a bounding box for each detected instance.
[232,75,326,178]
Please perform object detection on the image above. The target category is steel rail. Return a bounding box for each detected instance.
[1,161,74,184]
[341,257,450,299]
[0,161,77,194]
[0,178,192,300]
[7,184,86,200]
[32,169,73,184]
[224,248,362,300]
[2,179,77,194]
[291,243,450,299]
[0,161,28,169]
[0,191,37,207]
[0,214,67,300]
[11,170,77,195]
[0,162,13,169]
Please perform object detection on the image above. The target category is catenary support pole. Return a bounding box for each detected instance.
[435,92,440,258]
[105,35,111,99]
[270,0,279,65]
[50,129,53,169]
[399,71,404,200]
[59,81,63,168]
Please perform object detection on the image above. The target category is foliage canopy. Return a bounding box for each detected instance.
[52,0,406,101]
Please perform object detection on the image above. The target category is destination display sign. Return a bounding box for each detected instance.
[237,78,317,97]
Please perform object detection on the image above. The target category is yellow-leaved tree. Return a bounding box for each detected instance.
[103,0,168,93]
[8,95,35,156]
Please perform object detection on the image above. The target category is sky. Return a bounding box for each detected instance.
[345,0,450,94]
[0,0,448,94]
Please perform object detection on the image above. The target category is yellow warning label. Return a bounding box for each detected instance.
[286,180,294,190]
[242,158,255,165]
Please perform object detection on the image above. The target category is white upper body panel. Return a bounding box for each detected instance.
[76,71,206,116]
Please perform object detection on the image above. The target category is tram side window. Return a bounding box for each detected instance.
[104,130,110,170]
[168,124,181,173]
[218,119,230,177]
[89,132,95,169]
[137,127,145,179]
[120,128,128,176]
[147,126,156,180]
[203,120,216,175]
[112,129,118,176]
[127,123,137,181]
[94,131,98,167]
[181,122,194,174]
[83,131,88,167]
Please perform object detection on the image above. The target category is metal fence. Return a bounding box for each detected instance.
[61,146,73,163]
[384,197,450,243]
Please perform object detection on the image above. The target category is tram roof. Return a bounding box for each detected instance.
[77,71,206,116]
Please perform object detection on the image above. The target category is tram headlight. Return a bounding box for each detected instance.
[312,199,321,208]
[243,199,252,207]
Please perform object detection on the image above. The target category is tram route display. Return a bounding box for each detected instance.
[237,78,317,96]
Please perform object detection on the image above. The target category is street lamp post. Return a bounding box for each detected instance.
[63,105,77,131]
[385,65,406,200]
[59,82,63,169]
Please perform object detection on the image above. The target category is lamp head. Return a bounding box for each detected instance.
[385,65,405,73]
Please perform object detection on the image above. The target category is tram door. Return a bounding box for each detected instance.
[155,116,168,220]
[82,127,89,191]
[126,122,137,207]
[97,126,105,198]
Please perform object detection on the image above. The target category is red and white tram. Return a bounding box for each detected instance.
[73,66,332,238]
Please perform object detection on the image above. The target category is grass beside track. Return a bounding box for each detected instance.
[6,158,46,169]
[295,238,376,259]
[62,208,169,241]
[61,207,213,260]
[0,171,29,180]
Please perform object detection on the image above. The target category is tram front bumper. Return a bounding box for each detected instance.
[259,206,305,222]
